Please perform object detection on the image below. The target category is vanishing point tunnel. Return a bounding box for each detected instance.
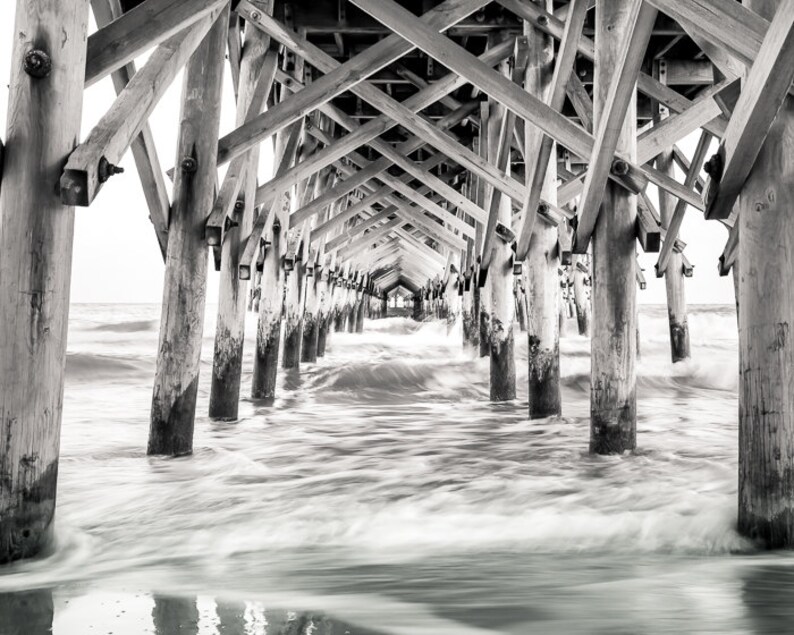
[1,0,794,566]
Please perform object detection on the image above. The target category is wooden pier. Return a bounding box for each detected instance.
[1,0,794,561]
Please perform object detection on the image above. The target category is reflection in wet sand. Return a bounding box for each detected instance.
[742,564,794,634]
[215,599,245,634]
[0,589,53,635]
[153,595,198,635]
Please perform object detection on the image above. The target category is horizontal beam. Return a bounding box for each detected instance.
[219,0,490,165]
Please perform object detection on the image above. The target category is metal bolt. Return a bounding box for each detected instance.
[250,10,260,20]
[537,15,549,26]
[98,156,124,183]
[703,153,723,181]
[234,199,245,212]
[611,158,630,176]
[181,157,197,173]
[23,49,52,78]
[224,216,240,231]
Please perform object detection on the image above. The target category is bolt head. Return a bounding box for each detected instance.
[250,10,260,20]
[24,49,52,78]
[611,158,630,177]
[181,157,197,173]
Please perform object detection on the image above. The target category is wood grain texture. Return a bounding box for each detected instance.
[148,6,228,456]
[0,0,88,564]
[589,0,638,455]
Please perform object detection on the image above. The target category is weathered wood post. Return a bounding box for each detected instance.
[316,261,332,356]
[355,275,367,333]
[654,61,690,363]
[333,266,348,331]
[0,0,88,563]
[210,16,272,420]
[301,252,320,363]
[148,7,229,456]
[737,0,794,548]
[282,234,304,369]
[589,0,639,454]
[572,254,591,336]
[380,291,388,318]
[251,217,283,400]
[515,277,528,333]
[478,267,491,357]
[483,90,516,401]
[347,274,359,333]
[524,12,561,418]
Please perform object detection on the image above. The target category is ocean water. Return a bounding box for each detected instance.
[2,303,794,634]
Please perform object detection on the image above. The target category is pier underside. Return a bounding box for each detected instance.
[1,0,794,566]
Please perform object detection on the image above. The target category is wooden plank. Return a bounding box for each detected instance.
[85,0,227,86]
[326,160,468,252]
[480,92,516,270]
[656,131,711,275]
[90,0,170,260]
[244,9,527,205]
[570,0,657,254]
[350,0,594,160]
[205,50,278,246]
[636,193,662,253]
[61,10,222,206]
[219,0,491,165]
[498,0,729,138]
[645,0,768,68]
[515,0,589,260]
[239,120,303,280]
[292,98,483,227]
[566,74,594,133]
[351,0,689,216]
[703,4,794,220]
[254,43,508,207]
[636,78,733,161]
[718,221,738,276]
[226,14,242,99]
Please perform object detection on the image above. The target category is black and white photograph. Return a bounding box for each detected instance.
[0,0,793,633]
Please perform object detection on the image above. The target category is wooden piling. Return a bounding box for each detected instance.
[589,0,638,454]
[301,259,320,363]
[316,264,332,356]
[251,219,283,400]
[149,6,229,455]
[572,254,591,336]
[524,10,561,418]
[655,67,690,363]
[738,0,794,548]
[209,17,272,420]
[282,246,304,369]
[0,0,88,563]
[250,116,303,399]
[355,285,366,333]
[484,91,516,401]
[478,271,491,358]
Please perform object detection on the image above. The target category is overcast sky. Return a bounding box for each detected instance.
[0,5,736,304]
